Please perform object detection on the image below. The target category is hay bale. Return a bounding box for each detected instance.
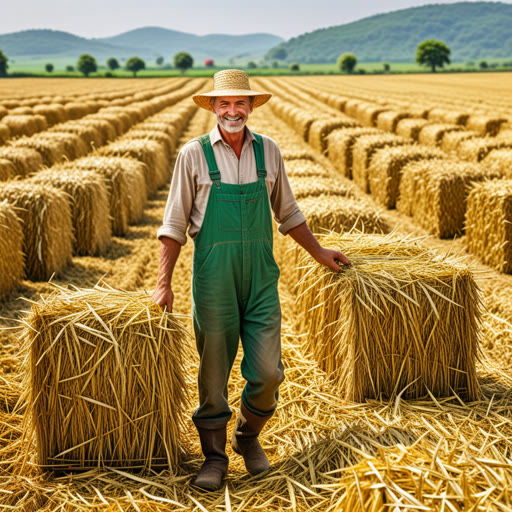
[466,115,507,136]
[418,124,463,147]
[64,102,94,120]
[296,232,481,401]
[0,200,24,299]
[483,148,512,178]
[457,138,512,162]
[352,134,410,193]
[12,135,67,167]
[326,127,380,178]
[397,160,502,238]
[298,195,387,234]
[2,115,48,138]
[358,105,389,127]
[290,176,354,200]
[30,168,112,256]
[49,121,103,150]
[100,106,144,125]
[440,131,482,154]
[285,159,329,178]
[99,140,169,195]
[10,106,33,115]
[38,132,90,161]
[428,108,469,126]
[77,118,117,145]
[0,105,8,120]
[376,111,411,133]
[280,145,315,161]
[344,99,363,118]
[0,158,16,182]
[0,122,10,145]
[72,156,147,231]
[0,182,73,281]
[466,180,512,273]
[0,146,44,177]
[124,130,174,159]
[308,117,359,154]
[395,118,431,141]
[24,285,191,470]
[89,113,129,137]
[368,145,445,208]
[33,104,68,127]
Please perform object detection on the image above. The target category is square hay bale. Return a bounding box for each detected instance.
[77,118,117,145]
[440,131,482,154]
[36,132,90,161]
[101,106,144,125]
[280,144,315,161]
[0,122,10,145]
[71,156,148,232]
[418,124,463,147]
[376,111,411,133]
[296,232,481,401]
[466,180,512,273]
[0,182,73,281]
[285,159,329,178]
[49,122,104,150]
[298,195,387,234]
[63,102,95,120]
[0,158,16,182]
[0,146,44,177]
[397,160,502,238]
[326,127,380,178]
[9,106,34,115]
[13,136,67,167]
[33,104,68,127]
[124,130,174,160]
[483,148,512,178]
[457,138,512,162]
[23,285,191,470]
[99,139,168,196]
[30,168,112,256]
[427,108,469,126]
[396,118,430,141]
[0,199,24,299]
[2,115,47,138]
[92,113,130,137]
[368,145,446,208]
[352,134,411,193]
[308,117,358,154]
[290,176,354,200]
[466,115,507,136]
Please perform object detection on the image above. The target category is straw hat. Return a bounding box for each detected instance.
[193,69,271,111]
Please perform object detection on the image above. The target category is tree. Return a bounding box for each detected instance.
[173,52,193,74]
[479,60,488,69]
[383,62,390,72]
[126,56,145,77]
[247,61,257,69]
[204,58,214,67]
[45,63,54,73]
[266,46,287,61]
[289,62,300,71]
[66,65,74,72]
[337,53,357,73]
[77,54,97,77]
[271,60,279,69]
[156,56,164,66]
[416,40,450,72]
[107,57,120,71]
[0,50,8,77]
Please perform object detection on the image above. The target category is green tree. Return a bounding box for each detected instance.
[383,62,390,72]
[289,62,300,71]
[126,56,145,77]
[66,65,74,72]
[173,52,194,74]
[247,61,257,69]
[156,56,164,66]
[45,63,54,73]
[479,60,488,69]
[416,40,450,72]
[77,54,97,77]
[271,60,279,69]
[107,57,120,71]
[0,50,8,77]
[266,46,287,61]
[337,53,357,73]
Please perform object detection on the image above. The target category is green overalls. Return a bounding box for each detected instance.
[191,132,285,429]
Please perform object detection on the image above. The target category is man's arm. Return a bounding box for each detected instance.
[151,236,182,312]
[287,221,351,272]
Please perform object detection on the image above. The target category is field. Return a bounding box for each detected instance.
[1,73,512,510]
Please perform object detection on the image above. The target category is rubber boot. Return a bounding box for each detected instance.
[231,403,272,476]
[192,425,229,491]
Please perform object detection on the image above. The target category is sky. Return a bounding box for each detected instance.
[2,0,511,40]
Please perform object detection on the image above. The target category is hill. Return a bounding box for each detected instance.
[0,27,284,64]
[265,2,512,63]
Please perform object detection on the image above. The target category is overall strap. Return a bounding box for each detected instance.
[252,132,267,179]
[198,134,221,187]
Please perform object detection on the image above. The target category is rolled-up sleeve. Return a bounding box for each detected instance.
[270,149,306,235]
[157,149,195,245]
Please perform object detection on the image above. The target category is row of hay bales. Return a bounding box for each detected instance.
[0,84,202,297]
[0,78,191,145]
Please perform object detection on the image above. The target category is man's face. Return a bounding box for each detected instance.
[211,96,253,134]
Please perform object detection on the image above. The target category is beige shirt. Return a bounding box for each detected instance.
[157,124,306,245]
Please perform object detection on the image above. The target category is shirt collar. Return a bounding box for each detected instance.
[210,124,256,148]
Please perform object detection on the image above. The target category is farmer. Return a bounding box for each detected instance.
[152,69,350,491]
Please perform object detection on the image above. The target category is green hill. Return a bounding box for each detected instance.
[265,2,512,63]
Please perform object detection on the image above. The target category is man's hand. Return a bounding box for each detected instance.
[312,247,351,272]
[151,284,175,313]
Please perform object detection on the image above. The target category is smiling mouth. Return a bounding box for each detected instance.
[224,116,243,122]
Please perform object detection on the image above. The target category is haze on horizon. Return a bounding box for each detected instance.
[3,0,511,40]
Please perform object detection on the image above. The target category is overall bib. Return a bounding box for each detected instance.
[191,133,284,429]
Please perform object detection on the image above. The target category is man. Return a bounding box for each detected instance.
[153,69,350,491]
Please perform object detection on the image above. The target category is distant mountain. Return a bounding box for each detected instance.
[0,27,284,63]
[265,2,512,63]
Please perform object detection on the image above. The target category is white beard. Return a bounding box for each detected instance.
[216,112,248,133]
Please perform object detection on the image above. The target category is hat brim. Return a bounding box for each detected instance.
[193,90,271,111]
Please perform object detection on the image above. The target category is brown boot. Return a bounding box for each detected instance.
[193,424,229,491]
[231,404,272,476]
